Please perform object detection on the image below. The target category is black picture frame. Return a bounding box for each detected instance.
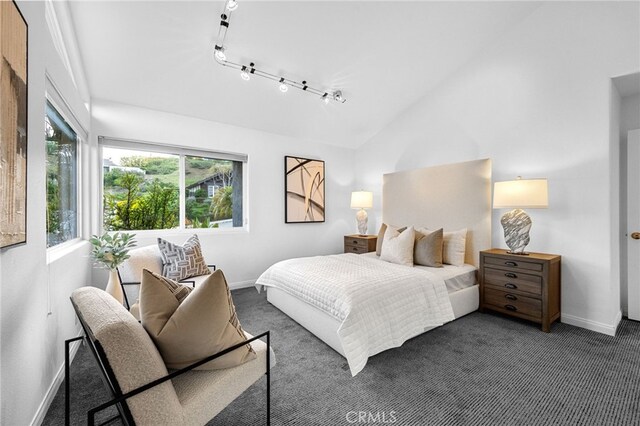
[284,156,325,223]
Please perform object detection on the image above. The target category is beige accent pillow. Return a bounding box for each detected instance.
[380,225,415,266]
[140,269,256,370]
[443,228,467,266]
[376,223,408,256]
[414,228,444,267]
[376,223,387,256]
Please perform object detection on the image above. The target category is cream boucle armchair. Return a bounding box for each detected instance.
[66,286,274,425]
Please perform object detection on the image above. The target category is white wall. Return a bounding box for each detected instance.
[355,2,640,335]
[0,2,92,425]
[90,100,355,288]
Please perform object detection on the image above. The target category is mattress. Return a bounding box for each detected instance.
[256,253,455,375]
[360,252,477,293]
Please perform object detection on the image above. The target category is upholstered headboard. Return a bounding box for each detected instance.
[382,159,492,267]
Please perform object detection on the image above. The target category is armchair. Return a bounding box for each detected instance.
[66,287,273,425]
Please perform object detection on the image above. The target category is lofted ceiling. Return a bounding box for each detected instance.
[69,1,541,148]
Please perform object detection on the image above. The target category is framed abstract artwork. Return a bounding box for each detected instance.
[285,156,325,223]
[0,1,28,248]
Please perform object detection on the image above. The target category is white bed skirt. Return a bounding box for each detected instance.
[266,284,479,357]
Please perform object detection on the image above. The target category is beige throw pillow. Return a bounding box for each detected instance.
[376,223,387,256]
[380,225,415,266]
[443,228,467,266]
[376,223,408,256]
[140,269,256,370]
[414,228,444,267]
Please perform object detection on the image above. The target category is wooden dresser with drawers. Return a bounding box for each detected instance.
[344,234,377,254]
[479,248,561,332]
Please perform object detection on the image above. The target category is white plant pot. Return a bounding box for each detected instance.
[105,269,124,304]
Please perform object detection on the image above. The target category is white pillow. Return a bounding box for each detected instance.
[443,228,467,266]
[380,225,415,266]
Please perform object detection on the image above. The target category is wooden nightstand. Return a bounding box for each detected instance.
[344,235,377,254]
[479,249,561,332]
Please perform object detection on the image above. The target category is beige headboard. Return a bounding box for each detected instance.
[382,158,492,267]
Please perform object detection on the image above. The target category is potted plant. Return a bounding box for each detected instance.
[90,232,137,303]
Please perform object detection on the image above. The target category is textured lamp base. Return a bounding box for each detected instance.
[356,209,368,235]
[501,208,532,255]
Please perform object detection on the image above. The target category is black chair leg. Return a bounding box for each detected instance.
[65,336,84,426]
[266,331,271,426]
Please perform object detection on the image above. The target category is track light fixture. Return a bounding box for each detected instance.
[214,45,226,61]
[240,65,250,81]
[279,78,289,92]
[212,1,346,104]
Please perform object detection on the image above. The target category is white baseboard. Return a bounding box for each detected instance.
[229,279,256,290]
[30,330,83,426]
[562,311,622,336]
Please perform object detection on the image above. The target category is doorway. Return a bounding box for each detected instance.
[627,130,640,320]
[615,72,640,319]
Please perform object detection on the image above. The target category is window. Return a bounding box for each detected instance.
[100,139,245,231]
[46,101,78,247]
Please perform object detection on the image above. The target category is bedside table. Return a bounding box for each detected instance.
[344,234,377,254]
[479,249,561,332]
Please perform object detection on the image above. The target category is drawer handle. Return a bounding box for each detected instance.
[505,294,517,301]
[505,304,517,311]
[352,240,359,244]
[505,283,517,290]
[505,261,518,267]
[505,272,517,279]
[352,247,358,251]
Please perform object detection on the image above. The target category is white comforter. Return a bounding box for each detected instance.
[256,253,455,376]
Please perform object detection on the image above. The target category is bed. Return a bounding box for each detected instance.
[257,159,492,375]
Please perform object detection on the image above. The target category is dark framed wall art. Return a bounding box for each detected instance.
[0,1,28,248]
[284,156,325,223]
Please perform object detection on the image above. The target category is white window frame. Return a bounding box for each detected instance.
[98,137,248,235]
[45,78,86,256]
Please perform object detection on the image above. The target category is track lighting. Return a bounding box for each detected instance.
[214,45,226,61]
[240,66,250,81]
[279,78,288,93]
[212,0,347,104]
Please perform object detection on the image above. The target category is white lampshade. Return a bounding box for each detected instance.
[350,191,373,209]
[493,178,548,209]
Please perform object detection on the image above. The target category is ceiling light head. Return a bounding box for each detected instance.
[226,0,238,11]
[333,90,343,102]
[240,66,250,81]
[279,78,288,93]
[214,45,226,61]
[321,93,330,104]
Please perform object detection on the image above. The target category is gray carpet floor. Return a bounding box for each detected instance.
[43,288,640,425]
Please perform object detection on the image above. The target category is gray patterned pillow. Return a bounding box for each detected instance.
[157,235,211,281]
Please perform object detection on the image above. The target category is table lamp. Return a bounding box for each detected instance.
[493,177,548,255]
[350,191,373,235]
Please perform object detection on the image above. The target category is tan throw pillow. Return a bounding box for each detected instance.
[157,234,211,282]
[414,228,444,267]
[140,269,256,370]
[443,228,467,266]
[376,223,387,256]
[380,225,415,266]
[376,223,408,256]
